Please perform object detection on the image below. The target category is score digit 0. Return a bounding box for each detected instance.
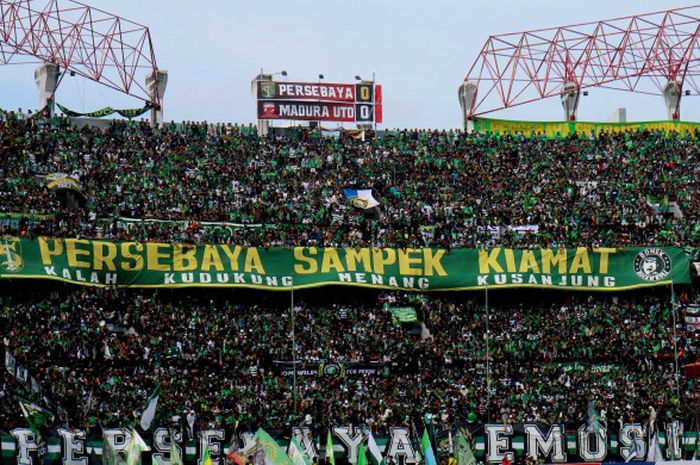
[360,86,370,101]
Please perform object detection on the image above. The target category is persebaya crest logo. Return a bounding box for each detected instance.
[260,82,276,98]
[351,198,369,208]
[0,237,23,272]
[633,248,672,281]
[319,362,345,378]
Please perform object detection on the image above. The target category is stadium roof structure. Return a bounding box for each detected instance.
[0,0,159,105]
[462,4,700,120]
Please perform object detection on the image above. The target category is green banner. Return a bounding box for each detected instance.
[0,237,691,291]
[390,306,418,323]
[56,103,152,119]
[473,117,700,137]
[0,212,53,221]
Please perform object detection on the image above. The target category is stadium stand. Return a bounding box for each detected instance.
[1,110,699,464]
[3,0,700,464]
[1,284,697,432]
[0,112,697,249]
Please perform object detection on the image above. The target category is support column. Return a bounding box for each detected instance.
[458,81,477,131]
[663,80,682,121]
[252,73,272,137]
[146,69,168,127]
[561,81,580,121]
[34,63,60,115]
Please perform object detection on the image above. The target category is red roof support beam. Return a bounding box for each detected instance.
[0,0,159,105]
[464,4,700,118]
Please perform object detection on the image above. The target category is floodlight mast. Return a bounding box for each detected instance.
[0,0,164,121]
[461,4,700,124]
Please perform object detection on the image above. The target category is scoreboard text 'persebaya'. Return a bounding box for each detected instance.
[256,80,383,124]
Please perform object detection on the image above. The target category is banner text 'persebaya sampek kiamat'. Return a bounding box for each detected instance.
[0,238,690,290]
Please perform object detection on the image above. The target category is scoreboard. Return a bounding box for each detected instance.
[256,80,382,124]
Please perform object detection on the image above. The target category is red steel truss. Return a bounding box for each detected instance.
[0,0,158,104]
[465,5,700,117]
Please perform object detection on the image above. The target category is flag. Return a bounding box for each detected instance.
[389,307,418,324]
[103,437,118,465]
[367,431,383,465]
[126,434,141,465]
[288,437,311,465]
[421,430,437,465]
[140,386,160,431]
[254,428,294,465]
[342,189,380,210]
[357,443,367,465]
[454,431,476,465]
[410,422,421,464]
[202,445,213,465]
[5,348,16,376]
[587,401,604,438]
[425,417,439,465]
[326,432,335,465]
[126,429,151,465]
[686,304,700,332]
[171,442,184,465]
[646,434,662,463]
[18,399,53,443]
[646,194,670,214]
[83,389,95,416]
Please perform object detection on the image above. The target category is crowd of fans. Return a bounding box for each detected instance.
[1,283,697,433]
[0,112,698,248]
[1,111,699,446]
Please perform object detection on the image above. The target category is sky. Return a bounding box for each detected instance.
[0,0,698,129]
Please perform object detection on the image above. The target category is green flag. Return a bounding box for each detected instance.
[646,194,670,214]
[18,399,53,443]
[126,435,142,465]
[139,385,160,431]
[357,443,368,465]
[389,307,418,324]
[367,431,383,465]
[287,437,311,465]
[170,442,183,465]
[454,432,475,465]
[421,430,437,465]
[202,445,213,465]
[255,428,293,465]
[326,432,335,465]
[103,437,117,465]
[126,429,150,465]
